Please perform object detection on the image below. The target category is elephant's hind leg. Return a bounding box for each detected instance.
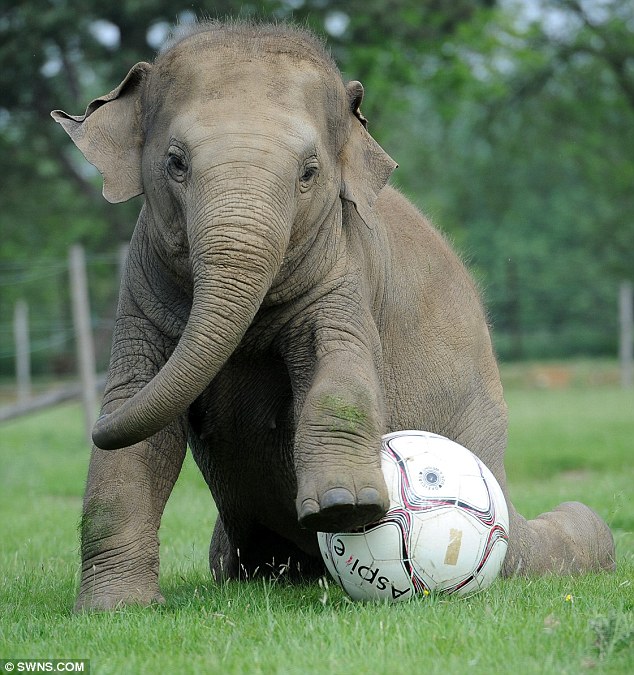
[503,500,615,576]
[209,517,325,582]
[209,516,241,581]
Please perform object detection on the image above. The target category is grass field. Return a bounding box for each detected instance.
[1,373,632,674]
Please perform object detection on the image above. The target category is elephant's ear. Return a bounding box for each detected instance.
[51,62,151,204]
[340,81,397,228]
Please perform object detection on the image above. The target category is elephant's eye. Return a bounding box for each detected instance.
[299,158,319,192]
[301,167,318,182]
[166,145,189,183]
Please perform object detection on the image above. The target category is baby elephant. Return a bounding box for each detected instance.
[52,21,615,611]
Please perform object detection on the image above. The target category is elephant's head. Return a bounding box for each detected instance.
[52,23,396,450]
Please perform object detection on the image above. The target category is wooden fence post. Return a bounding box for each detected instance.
[13,299,31,403]
[619,281,633,389]
[69,245,98,443]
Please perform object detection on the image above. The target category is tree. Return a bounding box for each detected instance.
[382,0,634,357]
[0,0,494,251]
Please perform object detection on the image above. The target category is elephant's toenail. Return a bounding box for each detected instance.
[298,498,320,521]
[320,487,355,510]
[357,486,382,507]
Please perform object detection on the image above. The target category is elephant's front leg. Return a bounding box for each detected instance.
[288,298,389,532]
[75,242,189,611]
[76,421,186,611]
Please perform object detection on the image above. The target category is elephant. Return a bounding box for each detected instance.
[52,21,615,611]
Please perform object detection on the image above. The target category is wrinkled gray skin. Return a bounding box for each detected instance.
[52,23,615,611]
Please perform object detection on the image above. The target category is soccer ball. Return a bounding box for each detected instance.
[317,430,509,602]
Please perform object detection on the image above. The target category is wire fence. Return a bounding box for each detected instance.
[1,245,632,414]
[0,248,124,385]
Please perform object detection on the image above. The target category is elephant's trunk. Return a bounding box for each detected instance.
[92,179,290,450]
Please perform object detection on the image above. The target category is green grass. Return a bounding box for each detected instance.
[1,377,633,674]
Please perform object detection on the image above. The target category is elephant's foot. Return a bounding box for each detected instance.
[74,545,164,612]
[533,501,616,573]
[296,467,389,532]
[76,518,163,611]
[504,501,616,576]
[74,583,164,612]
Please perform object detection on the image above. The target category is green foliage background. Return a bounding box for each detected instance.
[1,0,633,374]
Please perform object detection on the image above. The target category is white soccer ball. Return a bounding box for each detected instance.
[318,430,509,602]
